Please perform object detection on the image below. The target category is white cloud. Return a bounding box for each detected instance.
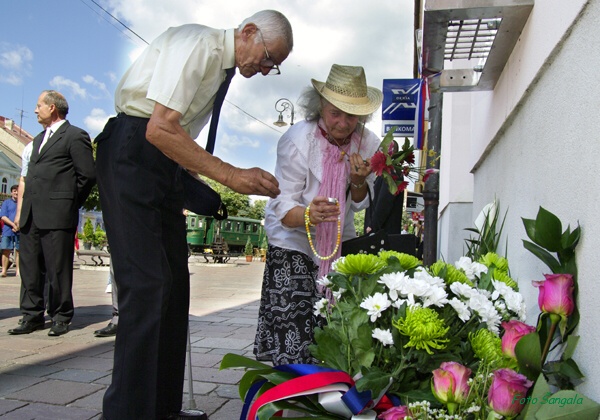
[0,44,33,70]
[49,76,87,99]
[84,108,113,136]
[82,74,111,98]
[0,44,33,86]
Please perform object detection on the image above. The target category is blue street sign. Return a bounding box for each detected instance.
[381,79,420,137]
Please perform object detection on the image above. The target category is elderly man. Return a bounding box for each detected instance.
[95,10,293,420]
[8,90,95,336]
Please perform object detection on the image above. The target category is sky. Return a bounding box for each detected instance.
[0,0,415,176]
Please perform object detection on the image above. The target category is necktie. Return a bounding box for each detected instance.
[39,128,53,152]
[205,67,235,155]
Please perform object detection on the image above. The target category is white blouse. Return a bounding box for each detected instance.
[264,119,381,265]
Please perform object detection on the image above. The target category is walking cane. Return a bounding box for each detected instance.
[178,325,207,418]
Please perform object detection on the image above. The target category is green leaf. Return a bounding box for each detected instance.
[522,217,537,242]
[515,332,542,381]
[220,353,272,371]
[562,225,581,251]
[534,390,600,420]
[533,207,563,252]
[382,171,398,195]
[561,335,579,361]
[517,373,550,420]
[522,240,561,273]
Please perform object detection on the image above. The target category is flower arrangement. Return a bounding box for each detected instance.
[220,207,600,419]
[369,127,439,196]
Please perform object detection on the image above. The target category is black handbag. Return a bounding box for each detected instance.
[341,229,388,256]
[181,169,228,220]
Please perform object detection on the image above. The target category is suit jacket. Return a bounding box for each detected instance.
[21,121,96,230]
[364,176,405,235]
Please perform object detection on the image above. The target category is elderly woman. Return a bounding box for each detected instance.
[254,64,383,365]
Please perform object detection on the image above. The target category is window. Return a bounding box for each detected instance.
[1,178,7,194]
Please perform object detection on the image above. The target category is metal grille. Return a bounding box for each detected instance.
[445,18,501,62]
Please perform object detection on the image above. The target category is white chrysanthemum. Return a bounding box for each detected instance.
[313,298,329,318]
[372,328,394,346]
[398,278,433,304]
[421,285,448,308]
[332,288,346,301]
[360,292,391,322]
[491,279,512,300]
[413,267,446,288]
[491,279,526,320]
[455,256,488,280]
[468,293,501,334]
[331,257,345,272]
[450,282,477,299]
[377,271,411,301]
[316,276,332,288]
[449,298,471,322]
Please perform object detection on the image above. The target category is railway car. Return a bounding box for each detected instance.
[186,212,266,253]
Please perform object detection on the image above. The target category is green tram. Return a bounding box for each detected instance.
[185,212,266,253]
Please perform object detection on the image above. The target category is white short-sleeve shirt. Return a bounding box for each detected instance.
[114,24,236,139]
[21,142,33,177]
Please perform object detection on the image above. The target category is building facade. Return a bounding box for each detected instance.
[429,0,599,400]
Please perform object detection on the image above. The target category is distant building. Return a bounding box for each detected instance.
[0,116,33,200]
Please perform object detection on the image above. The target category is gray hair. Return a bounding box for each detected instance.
[42,90,69,117]
[239,10,293,52]
[296,86,374,129]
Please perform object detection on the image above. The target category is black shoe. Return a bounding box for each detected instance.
[8,320,45,335]
[48,321,69,336]
[166,409,208,419]
[94,322,117,337]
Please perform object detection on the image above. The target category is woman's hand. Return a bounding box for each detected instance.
[308,196,340,225]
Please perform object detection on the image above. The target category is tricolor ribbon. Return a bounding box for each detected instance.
[241,364,400,420]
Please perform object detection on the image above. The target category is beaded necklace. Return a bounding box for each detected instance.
[304,204,341,260]
[318,125,351,162]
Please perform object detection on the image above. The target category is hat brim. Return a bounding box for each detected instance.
[311,79,383,116]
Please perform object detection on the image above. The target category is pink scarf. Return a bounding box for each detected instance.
[315,122,360,281]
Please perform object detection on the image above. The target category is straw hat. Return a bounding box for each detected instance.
[311,64,383,116]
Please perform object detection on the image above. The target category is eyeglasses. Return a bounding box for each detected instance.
[257,28,281,75]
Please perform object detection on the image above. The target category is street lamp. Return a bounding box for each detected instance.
[273,98,294,127]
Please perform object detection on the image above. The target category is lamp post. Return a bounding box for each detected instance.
[273,98,295,127]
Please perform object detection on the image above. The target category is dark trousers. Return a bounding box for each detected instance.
[96,115,190,420]
[19,217,74,323]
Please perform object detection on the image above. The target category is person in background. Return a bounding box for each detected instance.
[94,260,118,337]
[363,139,405,235]
[0,185,20,277]
[94,10,293,420]
[254,64,383,365]
[8,90,95,337]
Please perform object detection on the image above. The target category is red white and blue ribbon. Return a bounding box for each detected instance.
[241,364,400,420]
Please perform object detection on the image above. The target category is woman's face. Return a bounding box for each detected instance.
[320,100,360,142]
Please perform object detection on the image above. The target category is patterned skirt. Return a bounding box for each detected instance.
[253,245,325,365]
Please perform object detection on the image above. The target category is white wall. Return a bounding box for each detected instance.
[440,0,599,399]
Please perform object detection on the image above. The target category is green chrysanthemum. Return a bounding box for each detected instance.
[480,252,509,273]
[378,251,420,270]
[492,270,519,291]
[469,329,506,367]
[332,254,386,276]
[430,261,473,287]
[392,307,450,354]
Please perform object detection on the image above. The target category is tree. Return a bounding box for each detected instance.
[82,141,101,211]
[203,178,251,217]
[248,199,267,220]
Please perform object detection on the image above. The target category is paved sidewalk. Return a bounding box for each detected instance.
[0,255,266,419]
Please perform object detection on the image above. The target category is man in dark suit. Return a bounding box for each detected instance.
[8,90,96,337]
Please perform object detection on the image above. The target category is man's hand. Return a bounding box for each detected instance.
[226,167,280,198]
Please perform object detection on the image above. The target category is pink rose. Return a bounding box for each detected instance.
[431,362,471,408]
[378,405,412,420]
[532,273,575,319]
[501,320,536,359]
[488,368,533,417]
